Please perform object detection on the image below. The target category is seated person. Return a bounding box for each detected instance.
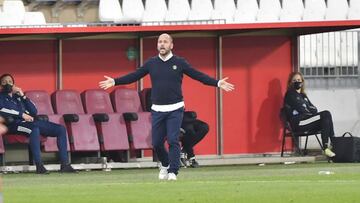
[180,113,209,168]
[284,71,335,157]
[0,73,76,174]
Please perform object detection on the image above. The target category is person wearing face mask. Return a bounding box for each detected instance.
[0,73,76,174]
[99,33,235,181]
[284,71,336,158]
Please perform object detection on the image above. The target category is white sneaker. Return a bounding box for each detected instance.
[158,165,169,180]
[167,173,177,181]
[324,148,336,158]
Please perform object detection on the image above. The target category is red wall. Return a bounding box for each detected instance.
[62,39,138,92]
[142,37,218,155]
[0,36,294,155]
[0,40,57,93]
[222,36,292,154]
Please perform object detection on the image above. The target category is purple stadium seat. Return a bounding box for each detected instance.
[82,89,129,151]
[111,88,152,150]
[25,90,70,152]
[52,90,100,152]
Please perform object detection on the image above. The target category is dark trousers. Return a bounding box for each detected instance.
[8,120,69,165]
[293,110,334,148]
[151,108,183,175]
[181,119,209,158]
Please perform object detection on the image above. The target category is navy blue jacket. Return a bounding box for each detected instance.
[114,55,219,105]
[0,92,37,124]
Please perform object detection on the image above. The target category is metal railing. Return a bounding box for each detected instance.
[299,31,360,88]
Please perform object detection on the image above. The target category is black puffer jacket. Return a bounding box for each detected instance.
[283,89,318,125]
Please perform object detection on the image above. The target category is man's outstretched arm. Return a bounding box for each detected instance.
[99,67,149,90]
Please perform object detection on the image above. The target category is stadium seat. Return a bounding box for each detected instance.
[25,90,70,153]
[212,0,236,23]
[256,0,281,22]
[188,0,213,22]
[23,12,46,25]
[111,88,152,151]
[279,0,304,22]
[348,0,360,19]
[119,0,144,24]
[2,0,25,14]
[142,0,167,23]
[279,106,323,157]
[303,0,326,21]
[233,0,259,23]
[98,0,122,22]
[0,12,22,26]
[1,0,25,25]
[52,90,100,153]
[325,0,348,20]
[165,0,191,22]
[82,89,129,152]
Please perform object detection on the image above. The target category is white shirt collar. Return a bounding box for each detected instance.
[158,52,173,62]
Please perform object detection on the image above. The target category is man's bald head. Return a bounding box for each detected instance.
[158,33,173,43]
[157,33,174,57]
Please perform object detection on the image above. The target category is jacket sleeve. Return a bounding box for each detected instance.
[22,97,38,116]
[306,95,318,114]
[182,59,219,87]
[114,65,149,85]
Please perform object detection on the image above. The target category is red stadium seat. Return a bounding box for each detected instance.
[52,90,100,152]
[82,89,129,152]
[111,88,152,151]
[25,90,70,152]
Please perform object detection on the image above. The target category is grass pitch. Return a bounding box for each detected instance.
[2,162,360,203]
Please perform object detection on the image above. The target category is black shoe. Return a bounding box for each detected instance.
[189,158,199,168]
[60,164,77,173]
[36,164,49,174]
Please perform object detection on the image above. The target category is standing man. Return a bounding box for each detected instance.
[99,33,234,181]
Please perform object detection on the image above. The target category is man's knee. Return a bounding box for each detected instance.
[54,125,67,137]
[199,122,209,133]
[167,136,180,147]
[195,120,209,135]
